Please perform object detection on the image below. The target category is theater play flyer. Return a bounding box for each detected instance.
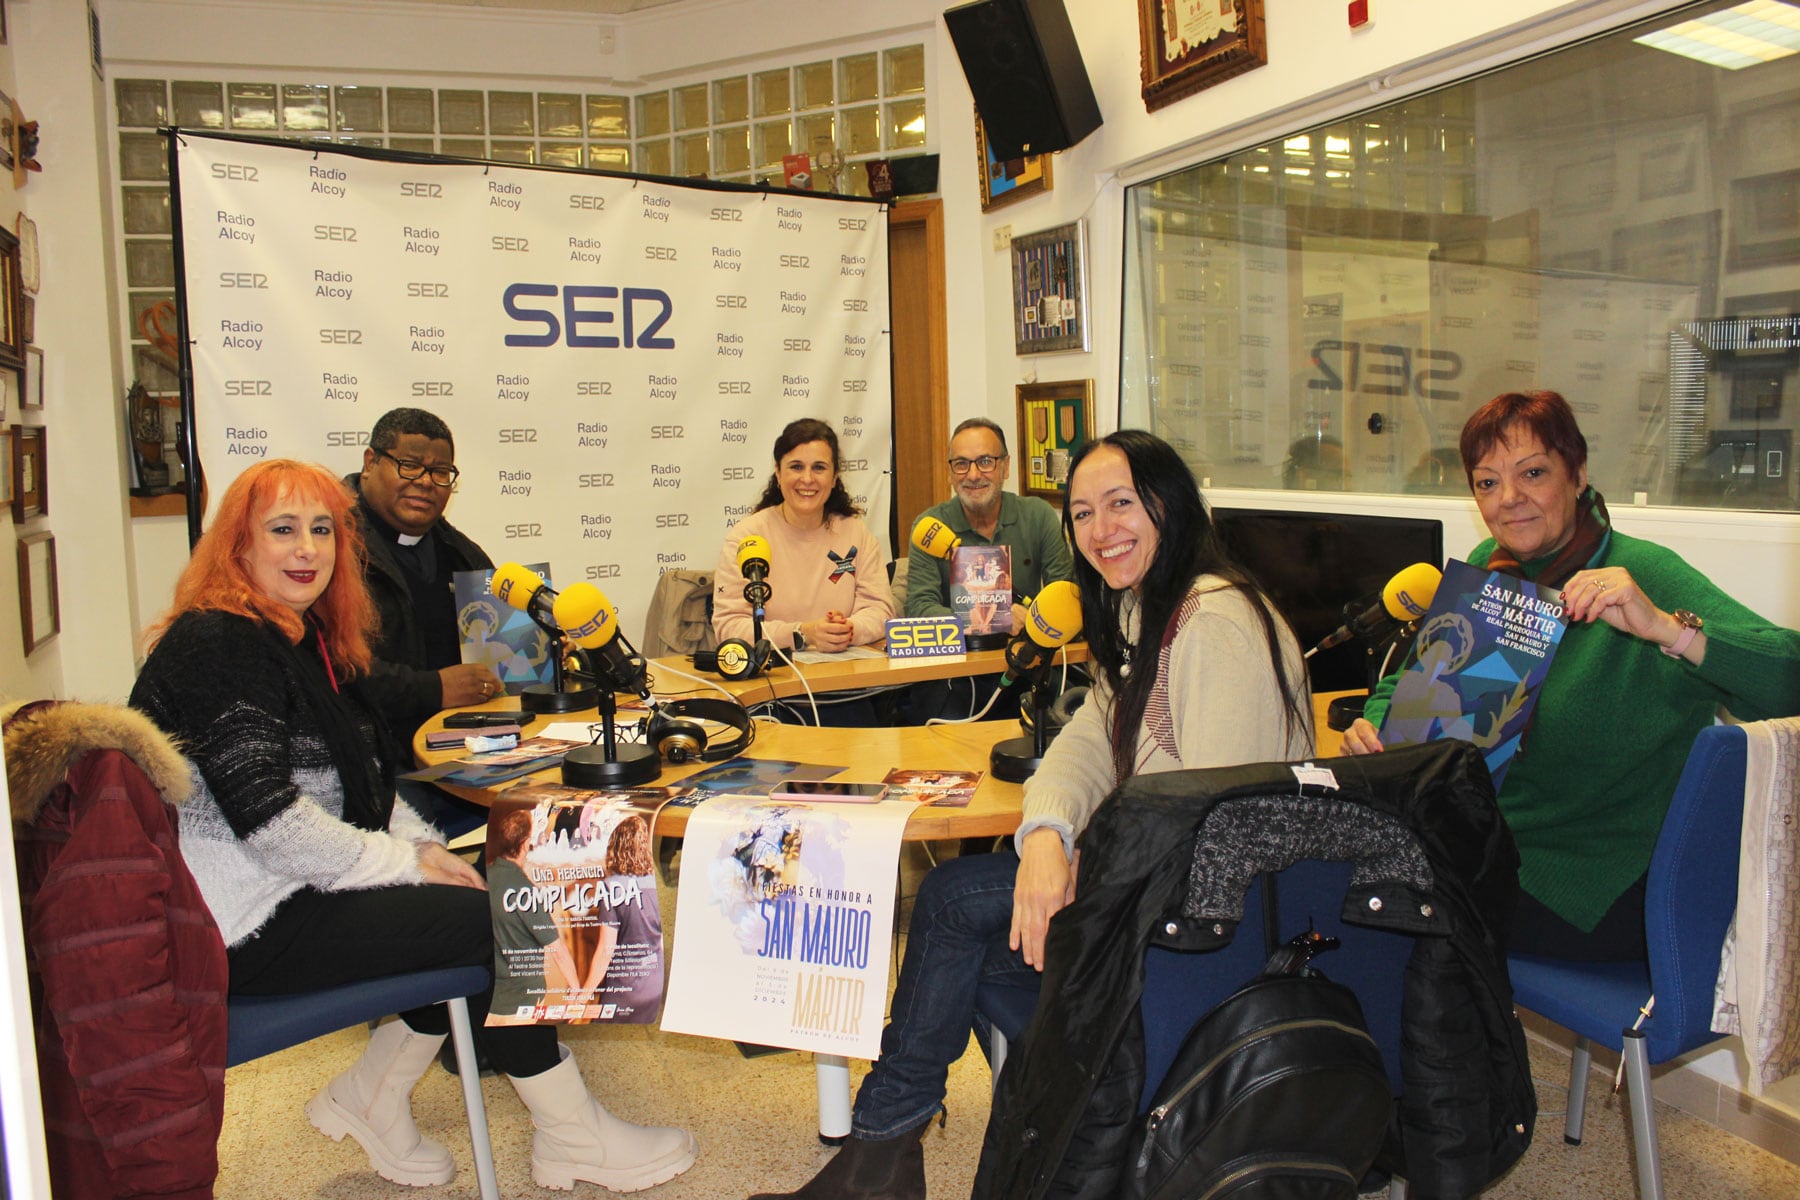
[949,545,1014,637]
[660,794,919,1059]
[1376,559,1567,792]
[455,564,556,695]
[483,785,685,1025]
[882,767,983,808]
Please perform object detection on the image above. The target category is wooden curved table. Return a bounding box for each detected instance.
[413,702,1031,840]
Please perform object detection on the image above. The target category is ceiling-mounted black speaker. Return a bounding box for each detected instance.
[944,0,1101,160]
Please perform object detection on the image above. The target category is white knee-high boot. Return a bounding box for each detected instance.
[507,1045,698,1192]
[306,1019,456,1187]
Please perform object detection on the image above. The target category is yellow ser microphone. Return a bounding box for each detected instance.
[909,515,962,561]
[999,579,1083,687]
[553,582,651,699]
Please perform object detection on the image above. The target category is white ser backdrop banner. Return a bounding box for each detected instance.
[172,132,892,635]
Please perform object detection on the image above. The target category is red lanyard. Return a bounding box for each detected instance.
[315,627,340,693]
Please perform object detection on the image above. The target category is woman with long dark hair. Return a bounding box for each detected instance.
[750,430,1311,1200]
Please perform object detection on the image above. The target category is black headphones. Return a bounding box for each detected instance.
[644,697,756,763]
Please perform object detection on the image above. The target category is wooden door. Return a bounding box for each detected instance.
[886,200,949,554]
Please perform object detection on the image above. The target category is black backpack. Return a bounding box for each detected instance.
[1123,932,1393,1200]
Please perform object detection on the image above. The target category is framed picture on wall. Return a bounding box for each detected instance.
[11,421,43,521]
[18,531,60,656]
[0,225,21,386]
[1016,379,1093,503]
[1727,170,1800,270]
[1138,0,1268,113]
[22,344,41,411]
[977,111,1051,211]
[1011,220,1089,355]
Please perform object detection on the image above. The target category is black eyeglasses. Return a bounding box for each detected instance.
[948,454,1005,475]
[378,450,460,488]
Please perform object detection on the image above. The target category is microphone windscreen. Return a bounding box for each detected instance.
[1025,580,1083,649]
[909,515,961,560]
[1382,563,1442,621]
[491,562,548,612]
[737,534,772,572]
[553,582,619,650]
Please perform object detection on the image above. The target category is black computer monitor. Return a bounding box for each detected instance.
[1210,507,1445,693]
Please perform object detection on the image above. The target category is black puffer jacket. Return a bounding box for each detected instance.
[974,740,1535,1200]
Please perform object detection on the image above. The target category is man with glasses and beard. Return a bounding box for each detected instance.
[901,418,1074,721]
[348,407,502,741]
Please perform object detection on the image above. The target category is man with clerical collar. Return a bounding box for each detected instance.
[904,417,1073,626]
[348,407,501,737]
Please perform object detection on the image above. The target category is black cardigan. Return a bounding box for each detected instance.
[974,740,1536,1200]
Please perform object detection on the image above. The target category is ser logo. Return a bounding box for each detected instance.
[585,564,623,580]
[645,246,678,261]
[491,236,531,252]
[502,284,674,350]
[840,459,869,472]
[412,381,454,397]
[223,380,273,396]
[209,164,258,181]
[325,431,370,447]
[721,466,756,481]
[319,329,364,345]
[499,428,539,443]
[576,381,613,396]
[504,524,543,539]
[654,514,690,528]
[569,195,607,210]
[406,282,450,298]
[718,381,751,395]
[842,299,868,312]
[837,217,868,231]
[313,225,358,242]
[782,338,811,352]
[778,254,810,269]
[399,182,444,198]
[715,295,748,308]
[578,473,615,488]
[710,207,744,222]
[219,272,269,289]
[650,425,684,439]
[842,379,868,392]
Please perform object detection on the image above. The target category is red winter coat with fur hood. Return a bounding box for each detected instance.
[5,699,228,1200]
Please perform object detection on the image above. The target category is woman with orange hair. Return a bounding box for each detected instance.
[130,460,696,1194]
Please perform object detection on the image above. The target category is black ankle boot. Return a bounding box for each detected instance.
[747,1133,926,1200]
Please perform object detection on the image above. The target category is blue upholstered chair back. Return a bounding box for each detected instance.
[1509,723,1747,1065]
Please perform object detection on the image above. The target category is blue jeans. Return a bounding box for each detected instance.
[851,850,1040,1139]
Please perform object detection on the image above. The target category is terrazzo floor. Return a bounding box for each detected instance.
[214,843,1800,1199]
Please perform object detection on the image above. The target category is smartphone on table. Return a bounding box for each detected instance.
[443,710,530,729]
[768,779,890,803]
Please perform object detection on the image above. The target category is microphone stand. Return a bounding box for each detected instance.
[560,645,662,788]
[989,664,1064,783]
[519,605,599,716]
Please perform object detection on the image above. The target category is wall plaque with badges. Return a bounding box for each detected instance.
[1016,379,1092,504]
[1139,0,1267,113]
[1010,219,1088,355]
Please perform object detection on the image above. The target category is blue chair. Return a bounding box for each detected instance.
[1507,723,1749,1200]
[227,966,500,1200]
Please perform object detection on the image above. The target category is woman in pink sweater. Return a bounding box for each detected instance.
[713,417,893,653]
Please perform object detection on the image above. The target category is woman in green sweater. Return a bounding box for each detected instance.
[1344,390,1800,958]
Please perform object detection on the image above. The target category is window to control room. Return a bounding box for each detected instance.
[1121,0,1800,511]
